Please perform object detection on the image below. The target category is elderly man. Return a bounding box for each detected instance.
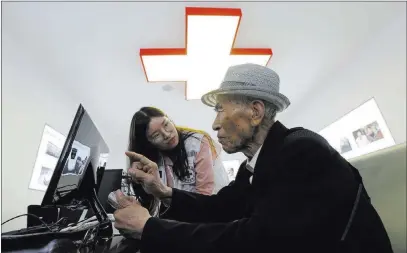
[114,64,393,253]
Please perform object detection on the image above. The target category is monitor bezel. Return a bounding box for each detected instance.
[41,104,85,206]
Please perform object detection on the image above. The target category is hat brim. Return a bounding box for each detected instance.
[201,88,290,112]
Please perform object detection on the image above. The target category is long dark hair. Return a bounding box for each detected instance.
[128,107,196,180]
[128,107,217,212]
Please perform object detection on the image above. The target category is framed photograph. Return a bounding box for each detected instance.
[222,160,240,181]
[319,98,395,160]
[352,121,384,148]
[29,125,66,191]
[339,137,352,154]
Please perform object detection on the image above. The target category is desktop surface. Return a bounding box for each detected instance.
[2,233,141,253]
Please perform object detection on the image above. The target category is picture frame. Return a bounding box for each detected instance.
[319,98,395,160]
[29,125,66,191]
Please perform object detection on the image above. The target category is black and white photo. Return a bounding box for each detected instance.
[339,137,352,154]
[37,166,53,187]
[45,141,62,159]
[29,125,66,191]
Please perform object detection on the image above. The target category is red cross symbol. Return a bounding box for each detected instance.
[140,7,272,100]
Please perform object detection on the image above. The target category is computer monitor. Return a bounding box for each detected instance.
[85,169,123,218]
[41,104,110,223]
[97,169,123,212]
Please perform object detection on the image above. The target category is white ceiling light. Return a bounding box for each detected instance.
[140,7,272,100]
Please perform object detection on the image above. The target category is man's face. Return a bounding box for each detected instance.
[212,98,258,154]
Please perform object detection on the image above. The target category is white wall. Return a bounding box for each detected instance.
[1,33,81,232]
[279,13,406,145]
[0,31,245,232]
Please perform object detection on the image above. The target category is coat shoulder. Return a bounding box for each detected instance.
[283,128,333,152]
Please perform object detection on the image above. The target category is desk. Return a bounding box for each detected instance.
[1,235,141,253]
[90,236,140,253]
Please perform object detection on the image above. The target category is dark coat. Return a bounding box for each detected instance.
[140,121,393,253]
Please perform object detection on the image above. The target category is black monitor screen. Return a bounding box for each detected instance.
[86,169,123,218]
[41,105,109,207]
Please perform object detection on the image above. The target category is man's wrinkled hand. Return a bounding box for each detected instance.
[114,190,138,209]
[114,201,151,240]
[125,151,172,199]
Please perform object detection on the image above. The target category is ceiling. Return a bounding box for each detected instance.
[2,1,405,165]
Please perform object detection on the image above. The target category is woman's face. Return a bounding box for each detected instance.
[146,116,179,150]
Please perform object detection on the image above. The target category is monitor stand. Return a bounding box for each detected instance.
[84,190,112,240]
[79,164,112,240]
[44,163,113,240]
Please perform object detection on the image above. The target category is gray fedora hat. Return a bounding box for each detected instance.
[201,63,290,112]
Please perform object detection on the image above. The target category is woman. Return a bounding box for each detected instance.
[127,107,229,215]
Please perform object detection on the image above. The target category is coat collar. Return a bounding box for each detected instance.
[250,121,290,189]
[234,121,294,186]
[258,121,289,161]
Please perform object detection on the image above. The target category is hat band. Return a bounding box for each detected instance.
[218,81,281,95]
[221,80,256,88]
